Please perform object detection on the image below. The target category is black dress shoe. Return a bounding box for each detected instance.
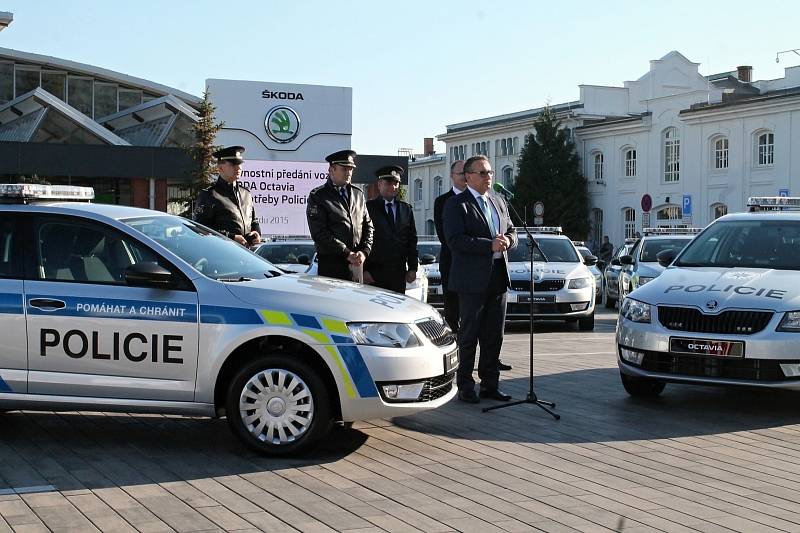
[497,360,512,371]
[457,389,481,404]
[479,388,512,401]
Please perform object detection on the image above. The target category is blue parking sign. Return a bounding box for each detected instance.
[779,188,790,197]
[682,194,692,216]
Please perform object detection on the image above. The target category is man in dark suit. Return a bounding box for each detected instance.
[193,146,261,246]
[444,155,517,404]
[435,161,512,371]
[306,150,374,281]
[364,165,417,293]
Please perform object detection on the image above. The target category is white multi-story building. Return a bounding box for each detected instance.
[409,51,800,247]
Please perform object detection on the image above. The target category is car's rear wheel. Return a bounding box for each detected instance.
[578,313,595,331]
[620,372,665,397]
[226,355,332,455]
[605,296,616,309]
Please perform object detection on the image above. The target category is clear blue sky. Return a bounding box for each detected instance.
[4,1,799,155]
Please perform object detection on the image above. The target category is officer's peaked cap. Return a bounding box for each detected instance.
[325,149,357,168]
[213,146,245,164]
[375,165,404,182]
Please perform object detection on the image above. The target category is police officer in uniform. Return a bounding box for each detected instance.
[364,165,417,294]
[193,146,261,246]
[306,150,373,281]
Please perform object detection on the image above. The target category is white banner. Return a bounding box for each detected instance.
[239,160,329,236]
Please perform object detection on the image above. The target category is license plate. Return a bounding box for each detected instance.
[444,349,459,373]
[670,337,744,357]
[531,294,555,304]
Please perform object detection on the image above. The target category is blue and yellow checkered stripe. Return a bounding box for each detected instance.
[258,310,378,399]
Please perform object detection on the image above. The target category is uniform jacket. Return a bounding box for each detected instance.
[306,179,373,258]
[193,177,260,239]
[365,197,418,271]
[434,189,456,282]
[443,190,517,294]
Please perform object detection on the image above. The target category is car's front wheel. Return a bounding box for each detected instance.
[620,372,665,397]
[226,355,332,455]
[578,313,595,331]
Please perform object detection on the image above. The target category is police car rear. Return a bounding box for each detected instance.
[618,228,701,300]
[417,239,442,309]
[0,184,457,456]
[509,227,597,330]
[617,197,800,397]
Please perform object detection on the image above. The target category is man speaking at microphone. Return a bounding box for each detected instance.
[444,155,517,404]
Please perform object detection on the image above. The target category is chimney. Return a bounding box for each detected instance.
[423,137,434,156]
[737,65,752,83]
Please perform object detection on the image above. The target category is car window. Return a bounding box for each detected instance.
[533,238,579,262]
[417,243,441,261]
[34,216,166,284]
[639,238,690,262]
[256,243,315,264]
[0,216,22,279]
[676,220,800,269]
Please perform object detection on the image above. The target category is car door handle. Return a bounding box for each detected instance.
[29,298,66,311]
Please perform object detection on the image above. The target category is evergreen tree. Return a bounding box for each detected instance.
[184,90,224,215]
[512,107,590,240]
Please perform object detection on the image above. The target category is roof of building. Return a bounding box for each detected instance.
[443,101,583,135]
[681,85,800,114]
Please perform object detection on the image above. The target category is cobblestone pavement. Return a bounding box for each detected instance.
[3,309,800,532]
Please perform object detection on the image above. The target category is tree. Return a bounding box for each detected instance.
[512,107,590,240]
[184,90,224,216]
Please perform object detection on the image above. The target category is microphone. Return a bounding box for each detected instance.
[492,182,515,199]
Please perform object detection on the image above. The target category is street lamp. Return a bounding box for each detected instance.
[776,49,800,63]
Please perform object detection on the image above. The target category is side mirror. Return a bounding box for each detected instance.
[419,253,437,265]
[125,262,174,288]
[656,249,676,267]
[610,258,621,266]
[583,254,598,266]
[596,260,607,271]
[619,255,634,266]
[297,254,311,265]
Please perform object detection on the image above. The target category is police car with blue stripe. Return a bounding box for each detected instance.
[617,197,800,397]
[0,184,457,455]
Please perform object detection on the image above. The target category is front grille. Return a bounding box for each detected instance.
[427,276,442,286]
[658,306,773,335]
[534,279,565,292]
[416,318,455,346]
[511,280,531,292]
[419,371,455,402]
[632,348,796,381]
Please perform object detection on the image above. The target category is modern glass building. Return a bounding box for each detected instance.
[0,47,200,212]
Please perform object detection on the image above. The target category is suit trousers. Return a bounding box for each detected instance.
[456,259,508,393]
[318,255,355,282]
[442,289,460,333]
[369,263,406,294]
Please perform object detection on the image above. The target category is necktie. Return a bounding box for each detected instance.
[386,202,396,229]
[479,196,496,233]
[339,186,349,206]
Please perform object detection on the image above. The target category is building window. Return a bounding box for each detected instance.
[94,82,118,119]
[433,176,443,198]
[714,137,729,169]
[0,62,12,104]
[501,166,513,186]
[711,203,728,220]
[414,179,423,201]
[14,66,40,98]
[67,76,94,117]
[590,208,603,245]
[664,127,680,182]
[624,149,637,177]
[623,208,636,238]
[41,70,67,100]
[757,132,774,166]
[656,205,682,225]
[513,137,519,154]
[593,152,604,181]
[501,139,507,156]
[118,88,142,111]
[426,219,435,235]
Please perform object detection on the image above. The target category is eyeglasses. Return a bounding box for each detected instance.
[466,170,495,177]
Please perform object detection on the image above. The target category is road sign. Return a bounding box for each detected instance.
[682,194,692,216]
[642,212,650,228]
[533,216,543,225]
[641,194,652,213]
[533,202,544,217]
[779,188,790,197]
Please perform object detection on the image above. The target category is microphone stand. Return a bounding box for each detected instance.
[483,197,559,420]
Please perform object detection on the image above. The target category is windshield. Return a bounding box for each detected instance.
[256,243,315,264]
[576,247,593,260]
[675,220,800,269]
[417,243,441,261]
[639,238,691,262]
[532,238,580,263]
[123,215,281,280]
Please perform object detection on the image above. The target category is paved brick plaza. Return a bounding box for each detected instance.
[3,309,800,532]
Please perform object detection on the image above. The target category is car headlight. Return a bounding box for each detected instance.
[620,298,651,323]
[348,323,422,348]
[636,276,655,287]
[777,311,800,332]
[568,277,591,289]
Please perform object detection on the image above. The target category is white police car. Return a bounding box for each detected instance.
[417,239,442,309]
[253,238,315,273]
[509,227,597,330]
[0,184,457,455]
[618,227,701,300]
[573,242,603,303]
[617,197,800,397]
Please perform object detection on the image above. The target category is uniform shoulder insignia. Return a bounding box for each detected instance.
[309,184,325,195]
[200,184,214,192]
[308,204,319,217]
[349,183,364,193]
